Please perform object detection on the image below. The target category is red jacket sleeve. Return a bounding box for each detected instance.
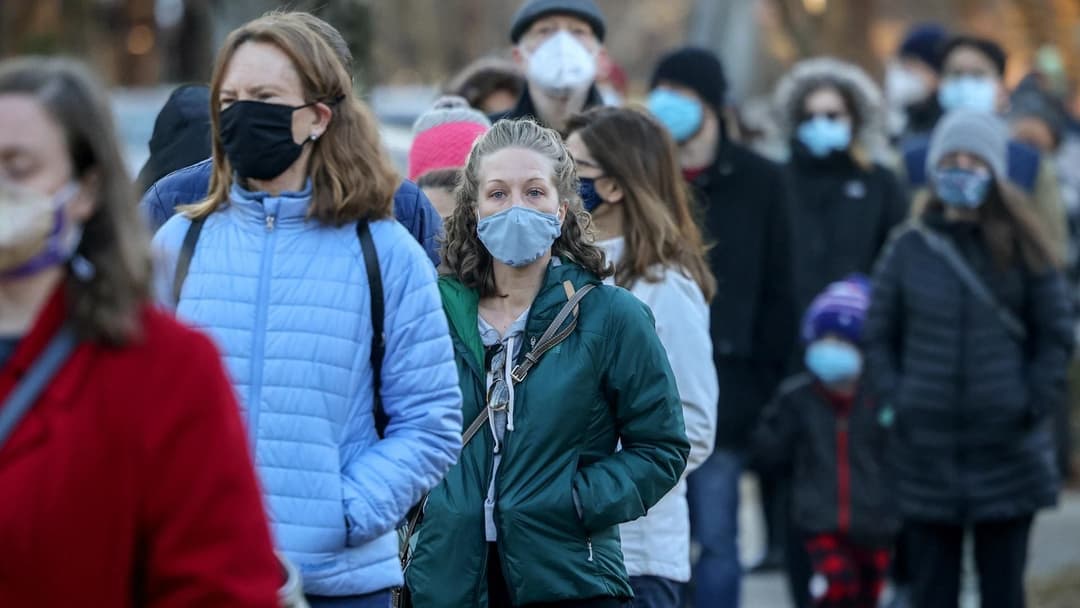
[135,321,280,607]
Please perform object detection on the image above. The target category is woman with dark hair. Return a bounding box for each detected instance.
[773,57,910,319]
[0,57,281,606]
[405,118,690,607]
[565,106,718,607]
[151,12,462,606]
[445,56,525,116]
[866,109,1073,608]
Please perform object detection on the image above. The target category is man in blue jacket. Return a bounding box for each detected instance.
[139,16,443,266]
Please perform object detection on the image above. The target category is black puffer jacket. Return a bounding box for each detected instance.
[752,374,898,546]
[785,144,910,318]
[865,212,1074,523]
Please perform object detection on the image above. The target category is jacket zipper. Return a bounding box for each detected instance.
[836,417,851,533]
[956,280,968,520]
[247,210,278,447]
[586,536,594,562]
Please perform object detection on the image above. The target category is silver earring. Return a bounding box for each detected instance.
[310,133,319,141]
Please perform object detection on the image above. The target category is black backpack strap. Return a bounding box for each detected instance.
[173,217,206,306]
[357,220,388,438]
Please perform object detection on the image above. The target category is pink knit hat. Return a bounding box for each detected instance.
[408,96,491,181]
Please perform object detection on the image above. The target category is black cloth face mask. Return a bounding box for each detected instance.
[219,99,317,181]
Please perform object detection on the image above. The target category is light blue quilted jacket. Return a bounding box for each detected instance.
[151,182,462,596]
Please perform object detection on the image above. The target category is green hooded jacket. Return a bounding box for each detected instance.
[406,261,690,606]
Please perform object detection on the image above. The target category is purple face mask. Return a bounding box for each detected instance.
[0,183,82,280]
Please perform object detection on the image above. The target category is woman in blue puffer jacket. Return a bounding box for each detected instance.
[151,12,462,606]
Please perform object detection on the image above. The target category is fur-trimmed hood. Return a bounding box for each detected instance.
[773,57,888,156]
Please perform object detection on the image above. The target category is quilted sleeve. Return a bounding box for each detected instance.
[393,180,444,267]
[140,181,174,232]
[572,289,691,532]
[149,214,193,312]
[340,230,463,545]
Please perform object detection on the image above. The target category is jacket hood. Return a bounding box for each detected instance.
[136,85,212,192]
[773,57,888,158]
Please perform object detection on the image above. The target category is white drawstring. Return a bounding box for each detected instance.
[505,335,516,432]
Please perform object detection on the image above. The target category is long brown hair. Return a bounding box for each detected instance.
[441,118,611,297]
[921,179,1059,273]
[183,11,397,225]
[0,57,150,344]
[566,106,716,301]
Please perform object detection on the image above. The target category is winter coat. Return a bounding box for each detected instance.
[752,374,898,546]
[598,237,718,582]
[784,144,910,318]
[489,83,605,135]
[0,290,281,607]
[865,213,1073,523]
[897,95,944,149]
[139,158,444,265]
[405,261,691,607]
[151,182,463,596]
[136,84,212,193]
[693,138,796,449]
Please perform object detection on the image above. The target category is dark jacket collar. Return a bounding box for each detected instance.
[491,83,605,133]
[439,259,601,375]
[789,140,859,175]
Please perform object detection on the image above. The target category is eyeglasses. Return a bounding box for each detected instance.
[803,111,848,122]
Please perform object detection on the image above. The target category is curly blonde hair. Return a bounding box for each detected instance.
[440,118,611,297]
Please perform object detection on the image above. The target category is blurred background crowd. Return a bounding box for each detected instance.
[4,2,1080,607]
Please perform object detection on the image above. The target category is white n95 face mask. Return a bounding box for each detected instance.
[525,31,598,99]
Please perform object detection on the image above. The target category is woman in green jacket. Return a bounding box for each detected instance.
[405,118,690,607]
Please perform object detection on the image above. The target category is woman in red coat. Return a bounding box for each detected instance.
[0,57,282,606]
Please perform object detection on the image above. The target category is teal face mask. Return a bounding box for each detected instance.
[647,89,704,143]
[796,116,852,158]
[938,76,998,113]
[805,341,863,385]
[477,206,562,268]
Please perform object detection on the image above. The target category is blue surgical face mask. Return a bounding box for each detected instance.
[805,340,863,386]
[932,167,993,208]
[938,76,998,113]
[796,116,852,158]
[578,177,605,213]
[477,206,562,268]
[647,89,704,143]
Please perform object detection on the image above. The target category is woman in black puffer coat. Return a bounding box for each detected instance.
[866,109,1074,608]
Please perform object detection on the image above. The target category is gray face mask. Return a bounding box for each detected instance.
[477,206,562,268]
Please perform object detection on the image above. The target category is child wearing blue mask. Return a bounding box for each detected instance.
[753,275,897,608]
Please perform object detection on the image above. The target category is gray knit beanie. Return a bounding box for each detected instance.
[927,109,1008,178]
